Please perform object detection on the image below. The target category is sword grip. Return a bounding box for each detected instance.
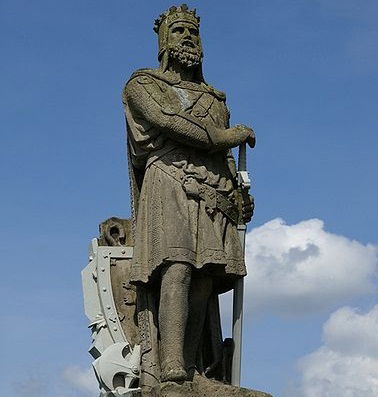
[238,142,247,172]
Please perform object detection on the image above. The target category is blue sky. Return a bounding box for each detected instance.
[1,1,377,396]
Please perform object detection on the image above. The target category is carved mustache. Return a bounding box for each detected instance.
[181,40,196,48]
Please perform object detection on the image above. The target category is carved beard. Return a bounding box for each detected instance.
[168,43,202,68]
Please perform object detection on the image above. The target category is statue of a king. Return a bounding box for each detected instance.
[122,4,255,392]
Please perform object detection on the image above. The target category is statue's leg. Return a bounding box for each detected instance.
[159,262,192,382]
[184,275,213,378]
[137,285,161,392]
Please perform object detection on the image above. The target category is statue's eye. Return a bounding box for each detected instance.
[172,26,184,34]
[189,28,199,36]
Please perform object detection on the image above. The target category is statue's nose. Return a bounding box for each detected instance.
[183,28,192,38]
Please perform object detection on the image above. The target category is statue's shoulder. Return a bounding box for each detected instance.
[123,68,180,105]
[203,82,226,101]
[126,68,180,87]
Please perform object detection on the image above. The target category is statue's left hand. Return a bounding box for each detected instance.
[242,192,254,224]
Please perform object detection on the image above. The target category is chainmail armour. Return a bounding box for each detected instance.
[123,69,245,293]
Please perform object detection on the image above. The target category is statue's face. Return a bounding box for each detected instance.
[168,21,200,50]
[166,21,202,68]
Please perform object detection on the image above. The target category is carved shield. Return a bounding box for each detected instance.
[82,218,140,395]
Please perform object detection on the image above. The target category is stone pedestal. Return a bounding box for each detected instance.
[147,374,273,397]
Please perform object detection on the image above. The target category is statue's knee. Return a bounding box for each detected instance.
[162,262,191,287]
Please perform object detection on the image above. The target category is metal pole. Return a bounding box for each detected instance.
[231,142,250,386]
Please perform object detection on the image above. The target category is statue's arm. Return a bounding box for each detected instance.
[124,78,251,151]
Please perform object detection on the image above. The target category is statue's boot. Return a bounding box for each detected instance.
[159,262,192,382]
[184,275,213,379]
[160,360,187,382]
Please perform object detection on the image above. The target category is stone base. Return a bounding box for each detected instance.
[145,374,273,397]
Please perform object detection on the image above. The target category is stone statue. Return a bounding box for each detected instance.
[83,4,273,397]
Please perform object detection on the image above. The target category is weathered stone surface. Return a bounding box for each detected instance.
[157,374,272,397]
[122,4,256,389]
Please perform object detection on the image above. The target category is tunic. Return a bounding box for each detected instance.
[123,69,246,293]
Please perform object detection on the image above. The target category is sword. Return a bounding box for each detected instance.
[231,141,251,386]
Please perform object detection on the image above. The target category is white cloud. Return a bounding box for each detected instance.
[298,305,378,397]
[13,375,46,397]
[243,218,377,314]
[62,366,98,396]
[323,306,378,358]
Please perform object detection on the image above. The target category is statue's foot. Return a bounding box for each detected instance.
[161,360,187,382]
[185,365,196,381]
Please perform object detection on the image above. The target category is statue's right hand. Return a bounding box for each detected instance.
[210,124,256,150]
[234,124,256,148]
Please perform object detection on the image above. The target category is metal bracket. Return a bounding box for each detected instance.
[237,170,251,190]
[82,239,140,396]
[96,244,133,342]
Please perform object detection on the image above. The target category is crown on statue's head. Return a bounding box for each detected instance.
[154,4,200,34]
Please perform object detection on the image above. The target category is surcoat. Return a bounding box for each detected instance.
[123,69,246,293]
